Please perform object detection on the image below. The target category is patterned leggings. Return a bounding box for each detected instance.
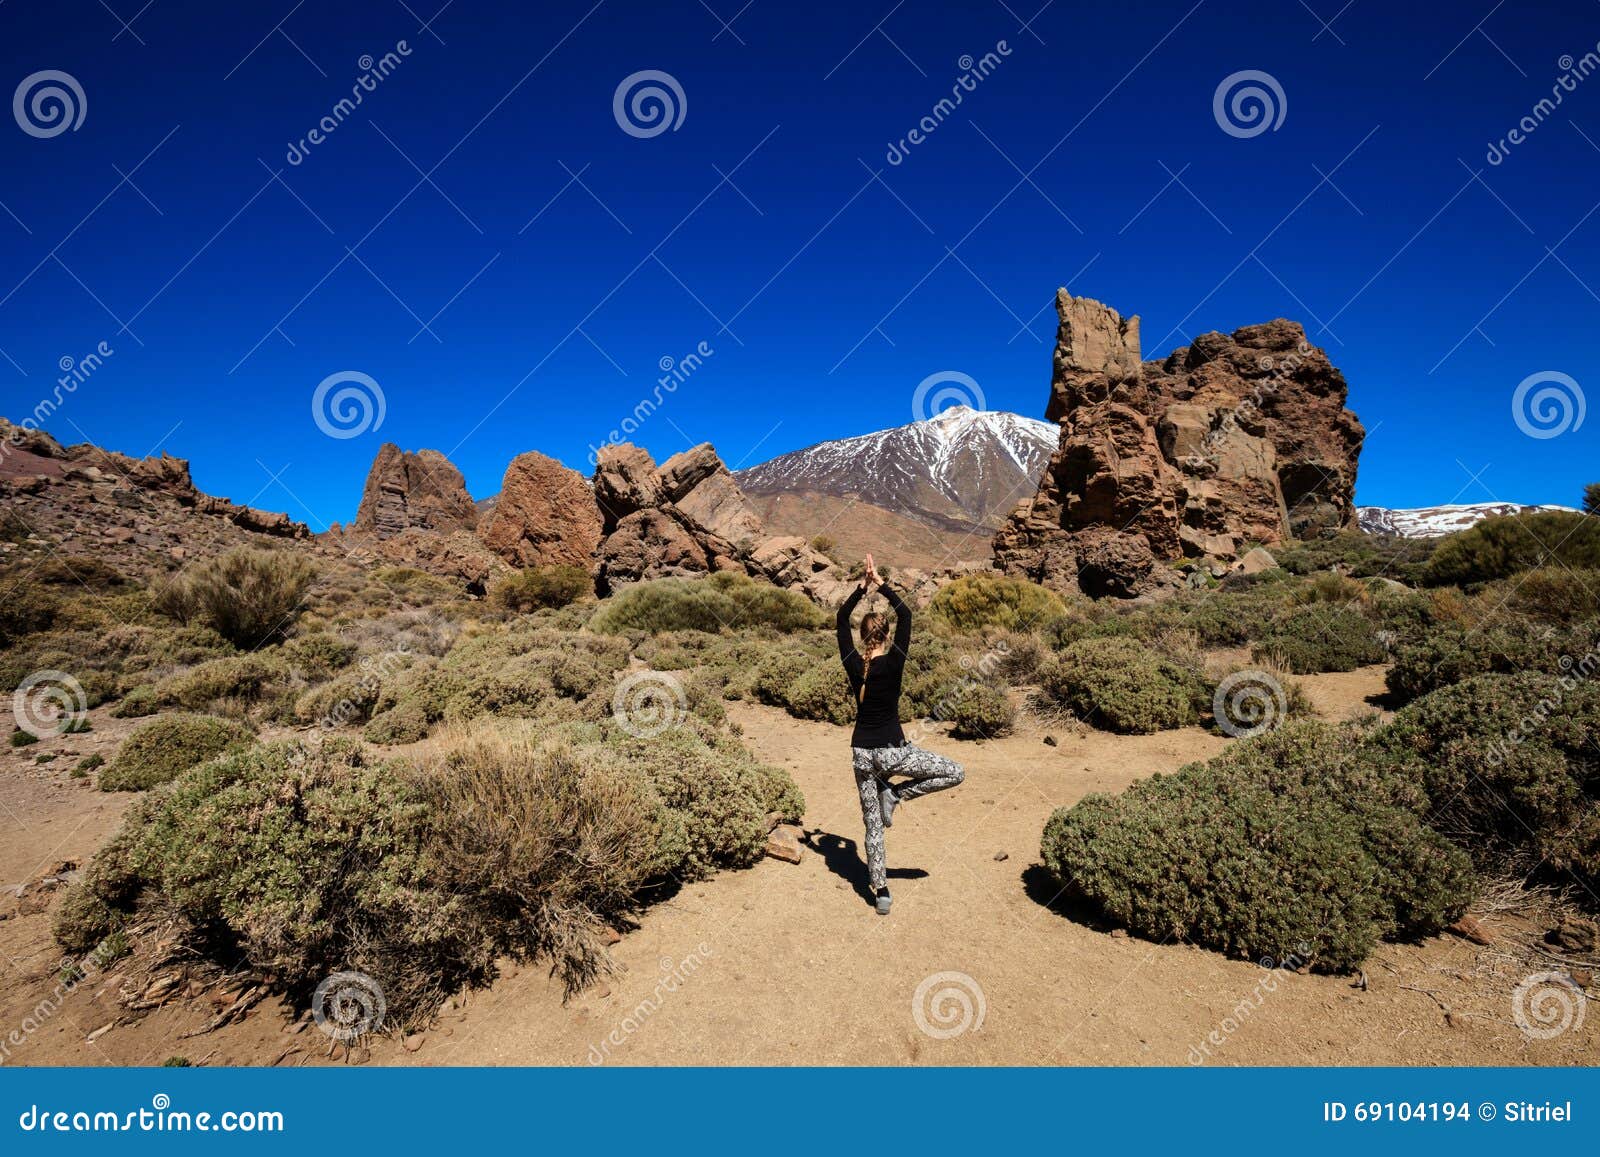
[850,742,965,891]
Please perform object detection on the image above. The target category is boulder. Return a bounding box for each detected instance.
[995,291,1364,596]
[593,444,663,531]
[641,443,768,553]
[596,508,713,587]
[748,535,856,605]
[764,823,805,864]
[354,444,479,539]
[479,451,604,570]
[1235,546,1278,576]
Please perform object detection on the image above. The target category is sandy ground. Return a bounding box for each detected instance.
[2,665,1596,1067]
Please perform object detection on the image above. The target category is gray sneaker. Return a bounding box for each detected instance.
[880,783,900,827]
[875,889,892,916]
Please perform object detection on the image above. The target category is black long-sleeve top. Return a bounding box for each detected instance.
[836,582,912,749]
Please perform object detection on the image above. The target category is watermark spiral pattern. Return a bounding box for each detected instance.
[613,70,686,139]
[1212,670,1288,739]
[13,70,86,138]
[1511,371,1584,440]
[312,370,386,440]
[911,970,987,1039]
[1213,70,1286,139]
[911,370,985,421]
[612,670,687,738]
[312,971,387,1042]
[12,669,87,738]
[1511,971,1585,1040]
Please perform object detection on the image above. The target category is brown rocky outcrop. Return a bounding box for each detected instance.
[0,418,314,573]
[479,451,605,570]
[590,443,751,590]
[350,527,504,589]
[593,444,663,531]
[994,292,1363,597]
[354,444,479,539]
[596,508,722,585]
[658,445,766,553]
[0,420,310,542]
[588,442,861,603]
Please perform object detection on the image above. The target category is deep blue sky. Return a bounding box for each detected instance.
[1,0,1596,529]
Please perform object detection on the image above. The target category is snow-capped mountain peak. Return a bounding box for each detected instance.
[735,407,1058,534]
[1357,502,1580,537]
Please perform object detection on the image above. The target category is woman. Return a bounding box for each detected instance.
[836,554,964,915]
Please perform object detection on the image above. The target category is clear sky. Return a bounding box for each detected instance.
[0,0,1596,529]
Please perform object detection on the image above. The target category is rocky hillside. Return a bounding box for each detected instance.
[338,438,880,605]
[0,419,310,574]
[1357,502,1581,538]
[995,291,1365,597]
[736,406,1057,534]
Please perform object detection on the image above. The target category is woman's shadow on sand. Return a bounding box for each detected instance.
[805,829,927,905]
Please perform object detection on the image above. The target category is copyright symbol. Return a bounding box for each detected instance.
[1478,1102,1497,1121]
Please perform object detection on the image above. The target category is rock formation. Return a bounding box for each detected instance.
[0,418,311,571]
[589,442,857,602]
[479,451,606,571]
[592,443,758,589]
[995,291,1363,597]
[353,444,479,539]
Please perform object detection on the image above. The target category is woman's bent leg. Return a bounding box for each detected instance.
[887,743,964,801]
[853,763,888,891]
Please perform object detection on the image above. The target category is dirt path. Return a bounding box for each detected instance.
[3,667,1596,1066]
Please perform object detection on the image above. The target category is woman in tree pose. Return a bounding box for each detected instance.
[836,553,964,915]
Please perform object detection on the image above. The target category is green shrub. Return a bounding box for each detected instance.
[99,713,255,791]
[294,672,383,728]
[489,565,592,613]
[74,753,104,776]
[410,730,679,988]
[589,573,822,635]
[946,683,1015,740]
[1485,567,1600,623]
[1039,637,1210,734]
[359,626,629,743]
[282,633,357,677]
[927,573,1069,633]
[1274,532,1435,584]
[154,549,317,647]
[597,723,804,878]
[371,567,461,606]
[363,698,431,745]
[154,654,289,713]
[785,662,856,725]
[1424,511,1600,586]
[59,720,806,1022]
[1366,672,1600,892]
[983,630,1050,684]
[10,728,38,747]
[1290,572,1368,605]
[110,685,158,719]
[1251,605,1386,673]
[750,646,814,706]
[1585,482,1600,516]
[72,740,478,1022]
[1040,722,1475,971]
[1383,621,1592,703]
